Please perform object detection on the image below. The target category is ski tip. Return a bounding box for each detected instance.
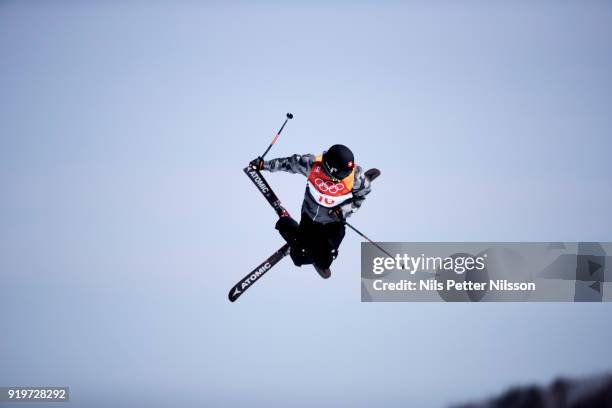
[364,168,381,182]
[313,265,332,279]
[228,286,241,302]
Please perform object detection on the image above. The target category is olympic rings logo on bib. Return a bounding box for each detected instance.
[314,178,345,194]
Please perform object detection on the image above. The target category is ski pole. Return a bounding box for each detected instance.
[345,221,396,259]
[261,113,293,159]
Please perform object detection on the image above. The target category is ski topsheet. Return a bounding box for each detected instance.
[243,167,288,217]
[228,243,290,302]
[227,167,291,302]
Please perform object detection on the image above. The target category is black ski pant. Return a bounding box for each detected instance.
[275,213,345,270]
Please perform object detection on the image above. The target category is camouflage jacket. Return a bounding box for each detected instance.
[263,154,372,224]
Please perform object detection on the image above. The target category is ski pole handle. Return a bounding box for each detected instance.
[261,113,293,159]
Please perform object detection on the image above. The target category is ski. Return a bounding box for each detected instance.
[313,265,331,279]
[364,168,381,182]
[228,243,290,302]
[243,167,288,217]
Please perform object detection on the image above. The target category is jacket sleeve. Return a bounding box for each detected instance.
[263,154,315,177]
[340,166,372,218]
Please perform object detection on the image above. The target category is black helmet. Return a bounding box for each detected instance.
[322,144,354,180]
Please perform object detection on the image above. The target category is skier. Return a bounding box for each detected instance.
[249,144,372,277]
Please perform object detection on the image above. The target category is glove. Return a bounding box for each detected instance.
[328,206,344,221]
[249,157,265,171]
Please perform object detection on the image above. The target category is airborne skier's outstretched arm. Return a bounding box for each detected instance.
[250,154,315,177]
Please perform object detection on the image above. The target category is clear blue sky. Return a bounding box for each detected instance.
[1,1,611,407]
